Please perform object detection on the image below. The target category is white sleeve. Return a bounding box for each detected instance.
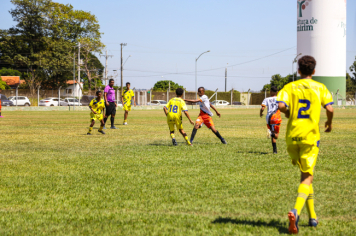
[201,95,209,103]
[262,98,267,106]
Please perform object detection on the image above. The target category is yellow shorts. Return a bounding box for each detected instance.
[287,144,319,175]
[123,104,131,111]
[167,116,183,132]
[90,113,103,121]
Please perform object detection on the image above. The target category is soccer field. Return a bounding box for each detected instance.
[0,108,355,235]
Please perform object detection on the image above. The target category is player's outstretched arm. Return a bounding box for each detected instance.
[163,107,168,116]
[278,102,290,118]
[210,104,221,118]
[325,104,334,132]
[184,99,200,103]
[260,106,265,117]
[184,111,194,125]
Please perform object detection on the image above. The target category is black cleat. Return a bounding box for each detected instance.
[98,130,106,134]
[110,126,117,129]
[172,139,178,146]
[87,133,92,135]
[221,139,227,144]
[273,151,278,154]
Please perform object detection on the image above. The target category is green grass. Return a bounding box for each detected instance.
[0,108,355,235]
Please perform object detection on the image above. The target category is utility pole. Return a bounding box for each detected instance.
[120,43,127,96]
[225,63,228,92]
[100,50,114,87]
[78,42,81,90]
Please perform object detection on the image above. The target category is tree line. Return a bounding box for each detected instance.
[0,0,105,95]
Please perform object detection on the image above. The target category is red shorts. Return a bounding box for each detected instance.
[267,111,282,134]
[196,113,214,128]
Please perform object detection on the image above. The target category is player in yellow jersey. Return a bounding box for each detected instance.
[163,88,194,146]
[122,82,136,125]
[87,91,106,135]
[277,56,334,234]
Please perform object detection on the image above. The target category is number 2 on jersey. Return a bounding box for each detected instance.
[169,105,178,113]
[298,99,311,119]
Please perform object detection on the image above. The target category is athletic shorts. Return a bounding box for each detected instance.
[196,114,214,129]
[267,111,282,133]
[105,102,116,116]
[287,143,319,176]
[0,103,2,109]
[90,113,103,121]
[167,116,183,132]
[123,104,131,111]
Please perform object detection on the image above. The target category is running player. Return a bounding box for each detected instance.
[0,89,3,118]
[277,56,334,234]
[260,86,282,154]
[122,82,136,125]
[87,91,106,135]
[184,87,227,144]
[103,79,117,129]
[163,88,194,146]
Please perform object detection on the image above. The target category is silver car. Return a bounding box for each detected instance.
[64,98,82,106]
[39,97,68,106]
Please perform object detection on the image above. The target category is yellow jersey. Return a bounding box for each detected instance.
[89,98,105,115]
[276,79,333,145]
[122,89,135,106]
[165,97,188,120]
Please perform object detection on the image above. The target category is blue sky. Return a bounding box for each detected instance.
[1,0,355,91]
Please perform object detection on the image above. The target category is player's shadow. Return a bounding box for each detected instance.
[212,217,289,234]
[237,151,269,155]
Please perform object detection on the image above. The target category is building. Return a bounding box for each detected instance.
[0,76,24,89]
[62,80,83,97]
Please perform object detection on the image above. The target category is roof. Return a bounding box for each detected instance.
[1,76,21,86]
[66,80,83,85]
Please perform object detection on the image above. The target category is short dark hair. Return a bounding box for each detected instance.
[176,88,184,96]
[96,90,102,95]
[109,79,114,83]
[270,86,278,93]
[126,82,130,85]
[198,87,205,92]
[298,55,316,76]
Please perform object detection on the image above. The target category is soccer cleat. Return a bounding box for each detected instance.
[221,139,227,144]
[288,209,299,234]
[273,151,278,154]
[308,218,319,227]
[267,129,271,139]
[123,122,128,125]
[0,116,3,118]
[87,133,92,135]
[172,139,178,146]
[110,126,117,129]
[98,130,106,134]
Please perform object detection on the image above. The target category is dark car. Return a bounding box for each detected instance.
[80,95,95,106]
[231,101,245,105]
[0,94,15,106]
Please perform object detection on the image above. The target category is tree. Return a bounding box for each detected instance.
[153,80,183,91]
[0,68,22,77]
[0,0,103,94]
[261,73,294,91]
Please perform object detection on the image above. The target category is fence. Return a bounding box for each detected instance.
[2,88,356,107]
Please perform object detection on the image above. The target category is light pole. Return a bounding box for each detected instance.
[195,50,210,99]
[292,53,302,81]
[120,43,127,96]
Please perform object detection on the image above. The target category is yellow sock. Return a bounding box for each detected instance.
[124,120,127,122]
[170,133,175,139]
[306,184,317,219]
[184,136,191,145]
[98,125,104,131]
[294,183,310,215]
[88,127,93,133]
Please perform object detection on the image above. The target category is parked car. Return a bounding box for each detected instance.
[64,98,82,106]
[8,96,31,106]
[231,101,245,105]
[80,95,95,106]
[147,100,168,106]
[39,97,68,106]
[0,95,15,106]
[211,100,230,106]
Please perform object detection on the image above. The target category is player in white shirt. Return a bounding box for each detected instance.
[260,86,282,154]
[184,87,227,144]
